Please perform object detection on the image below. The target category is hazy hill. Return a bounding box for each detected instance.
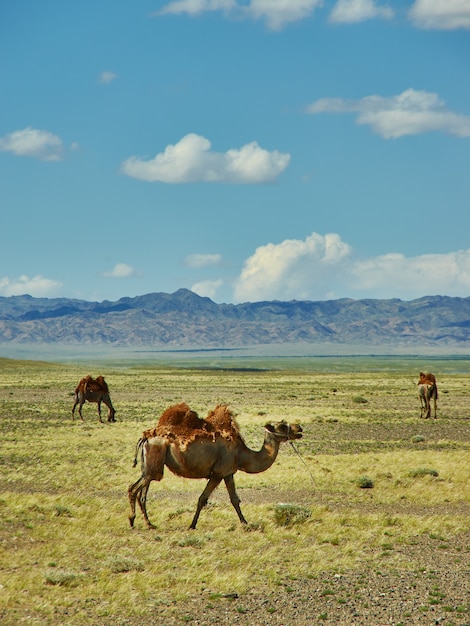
[0,289,469,349]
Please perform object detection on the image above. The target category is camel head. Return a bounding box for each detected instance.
[265,420,303,442]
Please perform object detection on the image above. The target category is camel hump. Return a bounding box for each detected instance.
[142,403,239,444]
[76,375,109,394]
[205,404,239,441]
[142,402,212,441]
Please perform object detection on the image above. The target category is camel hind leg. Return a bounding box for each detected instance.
[128,438,166,529]
[128,477,155,529]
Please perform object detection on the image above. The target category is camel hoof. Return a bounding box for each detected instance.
[129,516,135,528]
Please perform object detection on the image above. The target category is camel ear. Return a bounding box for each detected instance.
[264,423,275,433]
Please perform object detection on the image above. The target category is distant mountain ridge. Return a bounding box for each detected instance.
[0,289,470,349]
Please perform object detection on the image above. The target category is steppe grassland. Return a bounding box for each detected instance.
[1,356,469,623]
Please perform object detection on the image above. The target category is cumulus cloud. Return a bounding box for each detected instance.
[0,127,64,161]
[99,71,118,84]
[184,253,223,268]
[408,0,470,30]
[155,0,322,30]
[191,279,224,299]
[101,263,138,278]
[329,0,393,23]
[121,133,290,183]
[232,232,470,302]
[0,275,63,297]
[233,232,352,302]
[307,88,470,138]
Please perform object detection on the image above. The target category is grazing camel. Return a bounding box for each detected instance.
[417,372,438,419]
[128,402,303,530]
[72,375,116,422]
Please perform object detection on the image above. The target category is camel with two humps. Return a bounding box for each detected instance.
[72,375,116,422]
[128,402,303,530]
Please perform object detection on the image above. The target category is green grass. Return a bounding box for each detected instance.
[0,356,469,623]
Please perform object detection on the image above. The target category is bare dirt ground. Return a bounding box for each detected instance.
[100,526,470,626]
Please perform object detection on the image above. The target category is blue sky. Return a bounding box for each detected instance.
[1,0,470,304]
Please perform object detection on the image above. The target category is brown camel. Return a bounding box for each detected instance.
[72,375,116,422]
[417,372,438,419]
[128,402,303,530]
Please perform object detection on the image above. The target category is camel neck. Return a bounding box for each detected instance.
[238,434,281,474]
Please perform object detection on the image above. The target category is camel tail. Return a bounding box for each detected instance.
[132,437,146,468]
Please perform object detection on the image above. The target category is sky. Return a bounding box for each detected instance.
[1,0,470,305]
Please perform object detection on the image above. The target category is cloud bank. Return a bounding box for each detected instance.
[307,89,470,138]
[155,0,470,30]
[0,275,63,297]
[0,127,64,161]
[409,0,470,30]
[233,232,470,303]
[121,133,290,183]
[156,0,323,30]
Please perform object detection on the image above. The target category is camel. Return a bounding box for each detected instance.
[417,372,438,419]
[128,402,303,530]
[72,375,116,422]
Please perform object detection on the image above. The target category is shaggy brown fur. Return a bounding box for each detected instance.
[142,402,239,448]
[418,371,438,397]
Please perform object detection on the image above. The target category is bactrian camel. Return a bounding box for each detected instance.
[128,402,303,530]
[72,375,116,422]
[417,372,438,419]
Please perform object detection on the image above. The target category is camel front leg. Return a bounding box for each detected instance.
[190,476,222,530]
[97,400,103,423]
[72,396,78,420]
[224,474,248,525]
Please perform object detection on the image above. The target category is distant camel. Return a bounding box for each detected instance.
[128,402,303,530]
[418,372,438,419]
[72,375,116,422]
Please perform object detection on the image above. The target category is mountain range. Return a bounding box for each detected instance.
[1,289,470,351]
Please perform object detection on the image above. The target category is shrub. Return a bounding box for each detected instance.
[352,396,368,404]
[357,476,374,489]
[273,503,311,527]
[408,468,439,478]
[106,555,144,573]
[45,569,82,587]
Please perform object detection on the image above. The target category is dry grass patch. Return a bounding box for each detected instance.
[1,357,470,623]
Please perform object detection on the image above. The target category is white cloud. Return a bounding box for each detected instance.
[409,0,470,30]
[156,0,322,30]
[233,232,352,302]
[241,0,323,31]
[307,88,470,138]
[329,0,393,23]
[121,133,290,183]
[184,253,223,268]
[101,263,138,278]
[191,279,224,299]
[233,232,470,302]
[157,0,236,16]
[0,127,64,161]
[0,275,63,297]
[99,71,118,84]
